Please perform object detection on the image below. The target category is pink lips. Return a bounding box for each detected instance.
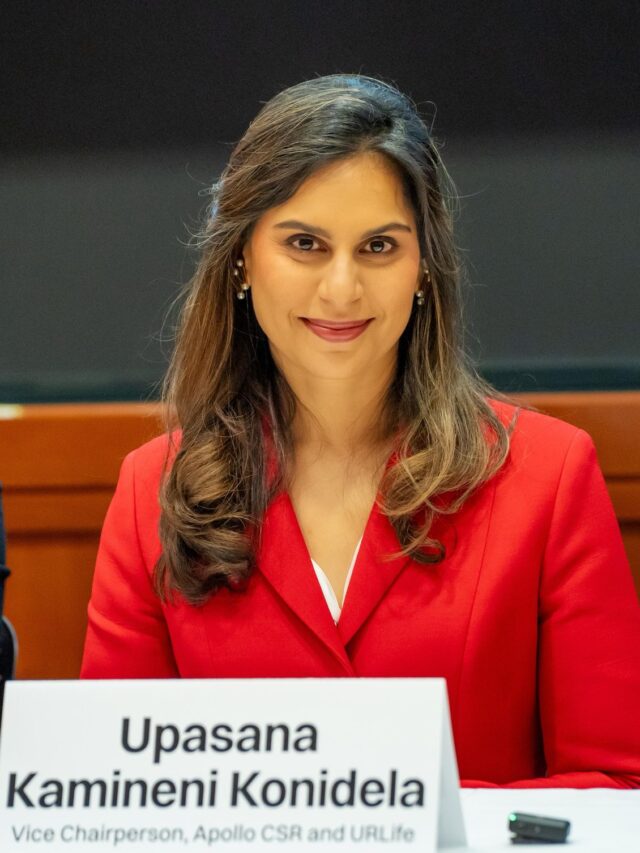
[301,318,373,342]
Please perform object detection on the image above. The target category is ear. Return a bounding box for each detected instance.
[417,259,427,289]
[240,215,262,275]
[240,242,252,278]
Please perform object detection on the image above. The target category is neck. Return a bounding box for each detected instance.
[273,348,398,459]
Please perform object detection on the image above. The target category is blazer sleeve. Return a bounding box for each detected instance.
[80,448,179,678]
[465,428,640,789]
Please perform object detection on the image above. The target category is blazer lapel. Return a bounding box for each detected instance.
[256,429,444,663]
[336,493,412,647]
[256,489,355,674]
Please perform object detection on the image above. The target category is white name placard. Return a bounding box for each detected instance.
[0,678,466,851]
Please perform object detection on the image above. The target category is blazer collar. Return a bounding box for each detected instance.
[336,486,412,647]
[255,442,415,667]
[256,490,354,672]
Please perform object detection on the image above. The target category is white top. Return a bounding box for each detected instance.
[310,536,363,623]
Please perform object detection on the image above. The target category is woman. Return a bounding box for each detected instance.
[81,74,640,788]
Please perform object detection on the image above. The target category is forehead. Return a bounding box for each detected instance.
[258,152,413,229]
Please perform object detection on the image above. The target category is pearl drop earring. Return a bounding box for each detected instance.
[416,261,430,307]
[233,258,251,299]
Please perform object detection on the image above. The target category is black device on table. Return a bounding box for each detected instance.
[508,812,571,844]
[0,483,17,723]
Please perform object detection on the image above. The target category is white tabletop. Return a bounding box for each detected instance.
[455,788,640,852]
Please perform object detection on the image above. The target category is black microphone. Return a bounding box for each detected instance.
[0,482,9,616]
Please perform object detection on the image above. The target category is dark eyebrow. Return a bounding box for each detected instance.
[273,219,413,240]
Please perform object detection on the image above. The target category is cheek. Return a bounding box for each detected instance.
[381,314,413,354]
[376,288,416,338]
[250,277,301,342]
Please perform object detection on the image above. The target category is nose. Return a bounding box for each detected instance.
[316,253,363,307]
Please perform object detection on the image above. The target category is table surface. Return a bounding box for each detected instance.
[456,788,639,852]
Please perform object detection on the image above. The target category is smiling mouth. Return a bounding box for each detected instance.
[300,317,374,342]
[301,318,372,329]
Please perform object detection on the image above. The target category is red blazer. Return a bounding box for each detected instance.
[81,400,640,788]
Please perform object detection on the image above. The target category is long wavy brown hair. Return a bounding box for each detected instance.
[154,73,535,605]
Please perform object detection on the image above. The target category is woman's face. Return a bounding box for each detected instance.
[241,152,423,382]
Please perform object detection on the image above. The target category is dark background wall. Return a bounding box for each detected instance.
[1,1,638,401]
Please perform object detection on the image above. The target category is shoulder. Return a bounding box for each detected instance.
[488,396,588,449]
[120,429,183,496]
[485,396,598,494]
[105,430,183,563]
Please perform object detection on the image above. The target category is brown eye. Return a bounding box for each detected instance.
[366,238,396,254]
[288,235,320,252]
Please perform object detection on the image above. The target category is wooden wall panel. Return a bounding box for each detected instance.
[6,535,100,679]
[1,403,163,679]
[1,392,638,680]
